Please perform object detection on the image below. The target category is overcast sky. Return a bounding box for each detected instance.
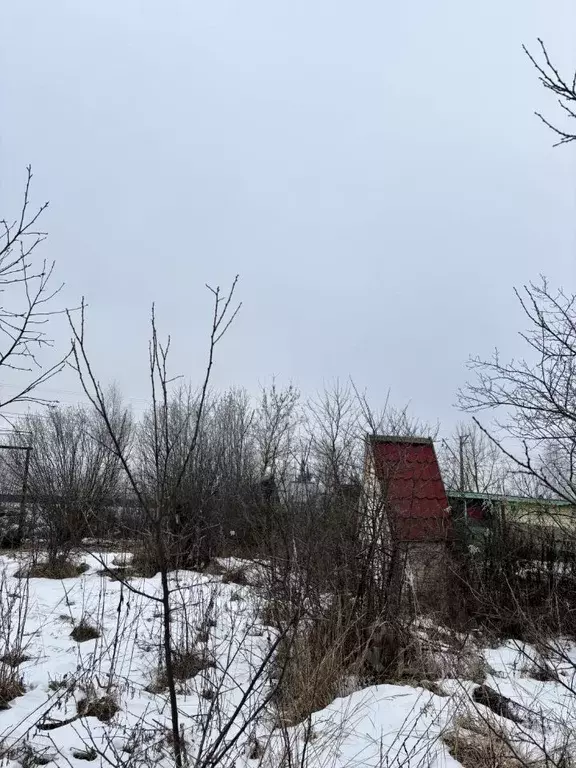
[1,0,575,431]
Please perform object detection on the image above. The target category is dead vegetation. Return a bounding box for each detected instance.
[128,548,162,578]
[444,707,576,768]
[48,675,73,692]
[0,668,25,709]
[260,598,297,630]
[6,742,54,767]
[221,565,250,585]
[77,692,120,722]
[171,648,215,680]
[15,560,89,580]
[443,713,528,768]
[264,576,505,736]
[522,660,560,683]
[70,619,101,643]
[0,651,31,667]
[111,554,132,567]
[146,648,215,693]
[363,622,489,686]
[2,290,576,768]
[272,613,362,726]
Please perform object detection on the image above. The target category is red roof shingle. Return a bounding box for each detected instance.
[369,436,451,542]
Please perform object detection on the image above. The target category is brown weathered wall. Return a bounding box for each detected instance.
[403,541,450,611]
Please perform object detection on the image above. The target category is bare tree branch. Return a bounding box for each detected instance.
[460,278,576,503]
[524,39,576,145]
[0,167,71,410]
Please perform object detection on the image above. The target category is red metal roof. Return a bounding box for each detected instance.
[368,436,451,542]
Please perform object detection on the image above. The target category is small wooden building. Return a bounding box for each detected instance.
[362,435,452,608]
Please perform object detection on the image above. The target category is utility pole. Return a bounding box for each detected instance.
[459,433,470,492]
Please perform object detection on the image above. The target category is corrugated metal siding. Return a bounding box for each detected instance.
[370,439,451,542]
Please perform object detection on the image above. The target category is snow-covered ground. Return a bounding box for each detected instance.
[0,553,575,767]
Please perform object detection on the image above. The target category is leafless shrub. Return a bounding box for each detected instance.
[97,565,132,581]
[5,395,132,565]
[260,598,297,630]
[0,563,29,708]
[66,276,243,768]
[126,546,160,577]
[448,505,576,643]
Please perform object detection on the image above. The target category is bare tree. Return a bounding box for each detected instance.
[67,278,241,768]
[307,381,362,490]
[254,382,301,492]
[524,39,576,146]
[135,382,263,564]
[0,167,68,412]
[439,421,509,494]
[351,381,439,441]
[6,392,132,564]
[460,278,576,504]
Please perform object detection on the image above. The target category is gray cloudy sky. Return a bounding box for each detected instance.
[1,0,575,429]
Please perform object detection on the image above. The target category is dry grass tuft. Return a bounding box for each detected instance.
[221,566,250,585]
[146,649,215,693]
[0,668,26,709]
[77,693,119,722]
[7,742,53,766]
[364,622,487,685]
[0,651,31,667]
[171,648,214,680]
[443,713,533,768]
[48,675,73,692]
[15,561,89,580]
[70,619,101,643]
[272,603,362,726]
[419,679,449,697]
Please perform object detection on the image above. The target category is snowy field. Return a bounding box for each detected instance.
[0,553,575,767]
